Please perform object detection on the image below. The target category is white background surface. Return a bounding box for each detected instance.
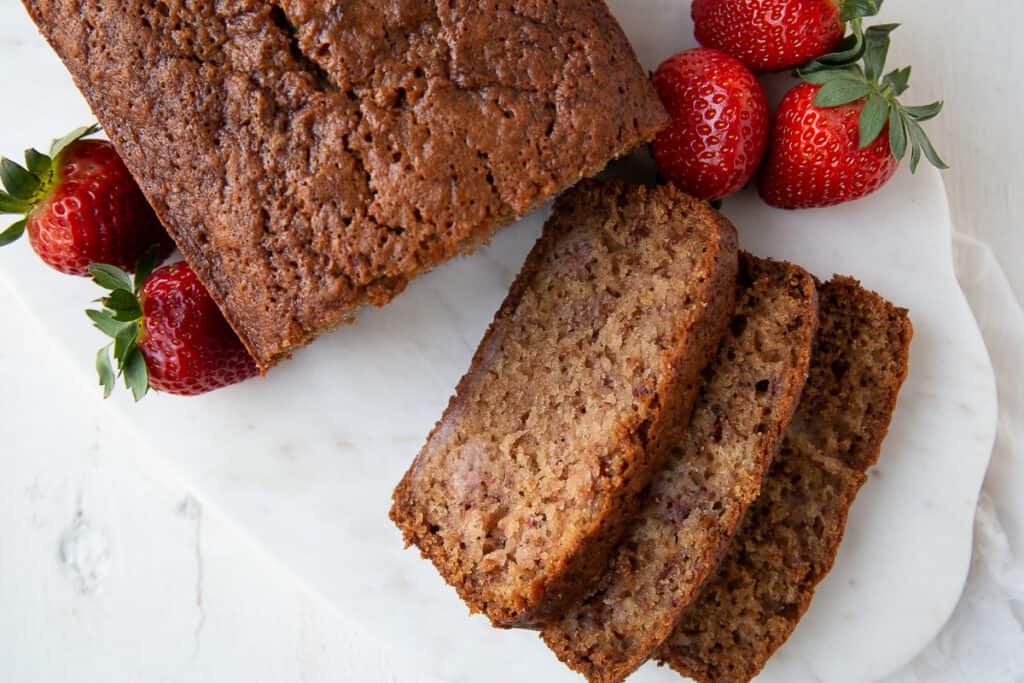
[1,1,1021,682]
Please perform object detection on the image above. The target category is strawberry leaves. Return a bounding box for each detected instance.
[1,158,41,199]
[96,347,117,398]
[86,308,128,337]
[859,93,889,148]
[861,24,897,81]
[89,262,134,291]
[800,1,884,75]
[25,148,52,178]
[0,218,26,246]
[805,67,872,106]
[797,24,946,171]
[87,253,154,402]
[882,66,911,96]
[49,124,100,160]
[133,242,161,290]
[1,123,101,248]
[903,102,943,122]
[888,106,908,160]
[0,192,30,214]
[839,0,883,23]
[906,118,947,171]
[123,349,149,400]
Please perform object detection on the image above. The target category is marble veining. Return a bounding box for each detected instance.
[58,501,112,597]
[178,496,206,658]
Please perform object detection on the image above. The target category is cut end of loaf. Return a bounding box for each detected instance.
[391,181,738,627]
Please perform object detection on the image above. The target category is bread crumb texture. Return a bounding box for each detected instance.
[657,277,912,683]
[542,254,819,683]
[391,181,738,627]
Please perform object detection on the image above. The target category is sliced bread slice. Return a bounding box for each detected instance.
[657,276,913,683]
[390,181,738,627]
[540,254,818,682]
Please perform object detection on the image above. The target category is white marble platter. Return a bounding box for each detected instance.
[0,1,997,681]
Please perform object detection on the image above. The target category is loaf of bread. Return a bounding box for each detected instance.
[657,276,913,683]
[391,181,738,627]
[540,254,818,682]
[23,0,668,369]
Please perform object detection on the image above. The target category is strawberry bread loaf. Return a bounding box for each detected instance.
[22,0,668,369]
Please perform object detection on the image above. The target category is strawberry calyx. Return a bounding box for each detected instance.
[0,124,101,247]
[86,247,162,402]
[797,23,947,172]
[837,0,883,24]
[811,1,883,70]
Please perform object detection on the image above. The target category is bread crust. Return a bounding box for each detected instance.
[22,0,668,369]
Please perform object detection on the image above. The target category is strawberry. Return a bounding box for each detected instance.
[691,0,883,73]
[759,24,947,209]
[652,48,769,201]
[88,255,258,400]
[0,125,174,276]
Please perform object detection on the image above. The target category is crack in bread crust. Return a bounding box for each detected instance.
[23,0,669,369]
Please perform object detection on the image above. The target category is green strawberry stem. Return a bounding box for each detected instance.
[797,23,947,172]
[86,248,160,402]
[0,124,101,246]
[838,0,883,24]
[801,1,883,72]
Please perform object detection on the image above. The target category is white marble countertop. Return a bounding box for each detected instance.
[1,1,1021,681]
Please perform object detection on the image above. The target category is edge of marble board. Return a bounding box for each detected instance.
[0,166,998,683]
[744,167,997,682]
[0,278,430,681]
[897,170,998,675]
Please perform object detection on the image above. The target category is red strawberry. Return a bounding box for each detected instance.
[691,0,882,73]
[88,257,258,399]
[0,125,174,276]
[652,48,769,201]
[758,82,898,208]
[759,24,947,209]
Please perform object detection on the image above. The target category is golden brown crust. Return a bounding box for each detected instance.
[23,0,668,369]
[656,276,913,683]
[390,181,738,627]
[541,254,819,682]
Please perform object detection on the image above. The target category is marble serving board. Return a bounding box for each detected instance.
[0,2,998,681]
